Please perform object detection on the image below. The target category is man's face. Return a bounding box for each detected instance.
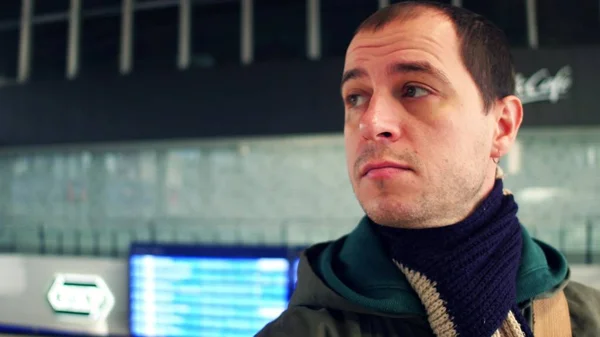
[342,13,501,228]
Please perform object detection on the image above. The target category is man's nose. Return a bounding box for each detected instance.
[358,94,402,143]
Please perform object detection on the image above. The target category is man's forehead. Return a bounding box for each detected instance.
[345,15,459,68]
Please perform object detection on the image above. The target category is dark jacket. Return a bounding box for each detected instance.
[257,218,600,336]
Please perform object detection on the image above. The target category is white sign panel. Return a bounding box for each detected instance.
[47,273,115,321]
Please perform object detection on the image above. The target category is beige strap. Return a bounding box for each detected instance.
[532,290,572,337]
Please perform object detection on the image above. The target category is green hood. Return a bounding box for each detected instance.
[291,216,569,317]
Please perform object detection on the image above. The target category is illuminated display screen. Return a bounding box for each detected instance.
[129,244,292,337]
[288,246,305,288]
[293,258,300,286]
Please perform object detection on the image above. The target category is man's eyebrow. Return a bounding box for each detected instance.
[341,68,367,88]
[340,61,452,90]
[389,61,452,87]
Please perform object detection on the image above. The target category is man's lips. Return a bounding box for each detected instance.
[360,161,413,177]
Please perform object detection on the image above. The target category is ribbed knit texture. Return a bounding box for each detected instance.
[374,179,534,337]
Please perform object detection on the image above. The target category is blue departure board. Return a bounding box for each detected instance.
[129,244,291,337]
[288,246,305,288]
[293,258,300,286]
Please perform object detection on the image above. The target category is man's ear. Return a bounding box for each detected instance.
[490,95,523,160]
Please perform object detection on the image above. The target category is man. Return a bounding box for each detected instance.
[257,2,600,337]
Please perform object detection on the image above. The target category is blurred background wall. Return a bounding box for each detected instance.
[0,128,598,263]
[0,0,597,262]
[0,1,597,335]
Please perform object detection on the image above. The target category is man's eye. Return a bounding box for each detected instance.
[346,94,367,107]
[403,86,429,98]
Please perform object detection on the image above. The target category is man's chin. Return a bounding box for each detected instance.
[361,197,419,228]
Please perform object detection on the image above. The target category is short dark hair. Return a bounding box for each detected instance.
[355,1,515,112]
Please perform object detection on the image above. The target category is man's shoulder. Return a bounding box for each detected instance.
[255,306,433,337]
[564,281,600,336]
[255,306,359,337]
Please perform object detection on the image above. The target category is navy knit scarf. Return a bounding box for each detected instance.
[374,179,533,337]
